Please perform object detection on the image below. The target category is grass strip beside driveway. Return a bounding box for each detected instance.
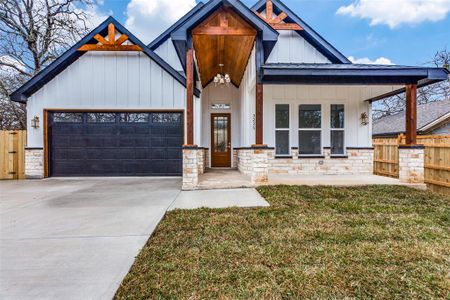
[116,185,450,299]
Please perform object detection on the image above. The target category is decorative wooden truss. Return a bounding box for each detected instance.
[257,0,303,30]
[78,24,142,52]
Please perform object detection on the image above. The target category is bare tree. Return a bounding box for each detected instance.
[0,0,96,130]
[373,48,450,120]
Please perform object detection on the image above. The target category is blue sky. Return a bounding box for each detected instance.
[95,0,450,66]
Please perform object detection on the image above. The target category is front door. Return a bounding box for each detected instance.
[211,114,231,167]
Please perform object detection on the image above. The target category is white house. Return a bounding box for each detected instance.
[11,0,449,189]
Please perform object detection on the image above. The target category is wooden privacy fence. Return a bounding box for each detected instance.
[373,134,450,194]
[373,135,402,178]
[0,130,26,180]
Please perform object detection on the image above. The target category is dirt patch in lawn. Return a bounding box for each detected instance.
[115,185,450,299]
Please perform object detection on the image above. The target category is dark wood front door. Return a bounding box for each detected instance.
[211,114,231,167]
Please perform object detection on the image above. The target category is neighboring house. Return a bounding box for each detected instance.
[373,99,450,137]
[11,0,449,189]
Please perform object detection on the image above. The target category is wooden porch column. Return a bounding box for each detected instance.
[185,48,195,145]
[405,83,417,145]
[255,83,264,146]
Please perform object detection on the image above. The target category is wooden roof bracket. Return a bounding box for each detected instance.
[257,0,303,31]
[78,23,143,51]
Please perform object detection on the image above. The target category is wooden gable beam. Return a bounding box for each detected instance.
[257,0,303,31]
[192,8,257,36]
[192,27,256,36]
[78,23,143,52]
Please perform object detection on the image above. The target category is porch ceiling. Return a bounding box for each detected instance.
[192,6,256,87]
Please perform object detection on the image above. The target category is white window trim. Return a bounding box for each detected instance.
[330,104,346,156]
[298,104,322,157]
[275,104,291,157]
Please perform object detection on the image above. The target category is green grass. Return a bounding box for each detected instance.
[115,186,450,299]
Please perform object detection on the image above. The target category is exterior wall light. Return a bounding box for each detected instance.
[360,112,369,126]
[31,116,40,129]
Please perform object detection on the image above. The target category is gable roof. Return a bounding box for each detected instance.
[170,0,279,70]
[373,99,450,136]
[148,2,205,50]
[251,0,351,64]
[11,17,200,103]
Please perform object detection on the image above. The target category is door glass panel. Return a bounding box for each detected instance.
[214,116,228,153]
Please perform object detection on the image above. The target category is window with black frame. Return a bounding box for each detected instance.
[275,104,290,156]
[298,104,321,155]
[330,104,345,155]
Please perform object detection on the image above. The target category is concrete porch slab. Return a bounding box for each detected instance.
[169,188,269,210]
[265,174,427,189]
[196,169,253,190]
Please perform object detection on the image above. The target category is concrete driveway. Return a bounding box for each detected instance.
[0,177,181,300]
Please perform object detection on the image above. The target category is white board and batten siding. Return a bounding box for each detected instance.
[27,51,187,148]
[239,47,257,147]
[267,30,331,64]
[154,38,184,72]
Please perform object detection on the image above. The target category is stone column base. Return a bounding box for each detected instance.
[237,147,273,185]
[25,148,44,179]
[182,146,200,190]
[399,145,425,183]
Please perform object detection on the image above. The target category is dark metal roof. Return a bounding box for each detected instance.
[148,2,205,50]
[261,63,449,85]
[11,17,200,103]
[373,99,450,135]
[171,0,279,70]
[251,0,351,64]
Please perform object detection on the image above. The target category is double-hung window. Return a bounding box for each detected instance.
[275,104,290,156]
[298,105,322,155]
[330,104,345,155]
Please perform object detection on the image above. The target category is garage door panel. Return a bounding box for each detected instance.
[150,148,167,159]
[53,124,85,134]
[167,148,183,160]
[117,125,150,135]
[164,126,183,136]
[49,112,183,177]
[85,125,117,135]
[167,137,183,147]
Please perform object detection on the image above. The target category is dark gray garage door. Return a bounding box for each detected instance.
[49,111,183,177]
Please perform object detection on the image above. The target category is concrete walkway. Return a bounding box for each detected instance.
[0,178,180,300]
[169,188,269,210]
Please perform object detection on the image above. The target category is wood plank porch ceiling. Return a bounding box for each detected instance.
[192,7,257,88]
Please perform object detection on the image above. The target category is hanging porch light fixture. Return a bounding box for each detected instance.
[213,64,231,87]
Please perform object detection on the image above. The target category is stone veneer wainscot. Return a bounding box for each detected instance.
[25,148,44,179]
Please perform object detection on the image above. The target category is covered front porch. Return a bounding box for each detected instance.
[177,0,448,190]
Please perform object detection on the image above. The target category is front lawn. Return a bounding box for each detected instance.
[115,186,450,299]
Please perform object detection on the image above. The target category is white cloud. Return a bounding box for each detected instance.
[337,0,450,28]
[348,56,394,65]
[83,5,110,28]
[125,0,196,44]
